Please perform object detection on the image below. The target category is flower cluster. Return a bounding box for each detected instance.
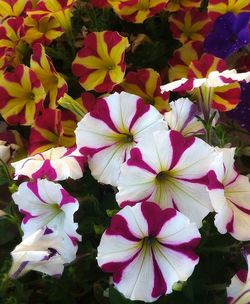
[0,0,250,303]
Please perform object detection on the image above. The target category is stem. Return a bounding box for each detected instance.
[0,159,12,183]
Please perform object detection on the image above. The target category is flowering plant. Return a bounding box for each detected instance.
[0,0,250,303]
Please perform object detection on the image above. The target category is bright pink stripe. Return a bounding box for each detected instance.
[128,98,150,132]
[20,209,38,224]
[127,148,157,174]
[101,249,140,283]
[27,181,48,204]
[169,131,195,170]
[141,203,177,237]
[60,189,76,207]
[151,251,167,298]
[90,99,120,133]
[106,214,140,242]
[160,238,200,261]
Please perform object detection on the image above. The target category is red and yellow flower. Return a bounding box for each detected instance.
[0,0,32,19]
[166,0,201,12]
[169,8,212,43]
[161,54,243,116]
[0,64,46,126]
[108,0,169,23]
[27,0,76,32]
[208,0,250,21]
[30,43,68,108]
[168,41,203,82]
[0,17,26,68]
[29,108,76,155]
[72,31,129,93]
[24,15,64,45]
[117,68,170,113]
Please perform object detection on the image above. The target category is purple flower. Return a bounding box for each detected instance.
[204,12,250,59]
[227,83,250,131]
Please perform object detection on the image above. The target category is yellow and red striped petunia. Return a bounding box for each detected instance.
[162,54,242,114]
[208,0,250,21]
[30,43,68,108]
[72,31,129,93]
[169,8,212,44]
[168,41,203,82]
[166,0,201,12]
[27,0,76,32]
[187,54,241,111]
[29,108,77,155]
[117,68,170,113]
[0,64,46,126]
[108,0,169,23]
[24,15,64,46]
[0,0,32,19]
[0,17,26,68]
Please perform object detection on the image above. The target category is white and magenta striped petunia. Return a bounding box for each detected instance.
[164,98,205,136]
[12,179,81,262]
[116,129,221,227]
[12,147,86,181]
[227,253,250,304]
[208,148,250,241]
[9,227,66,279]
[97,202,200,302]
[75,92,167,186]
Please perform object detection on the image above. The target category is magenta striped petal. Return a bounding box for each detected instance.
[97,202,200,302]
[117,130,220,227]
[227,254,250,304]
[12,179,81,263]
[208,148,250,241]
[9,228,66,279]
[164,98,205,136]
[11,147,86,181]
[75,92,167,186]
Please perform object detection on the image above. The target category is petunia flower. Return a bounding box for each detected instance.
[169,8,212,44]
[208,0,250,22]
[116,129,221,227]
[97,202,200,302]
[204,12,250,59]
[29,108,76,155]
[165,0,201,12]
[27,0,76,32]
[108,0,169,24]
[0,64,46,126]
[227,253,250,304]
[164,98,205,136]
[208,148,250,241]
[0,0,32,18]
[116,68,170,113]
[0,16,26,68]
[24,15,64,46]
[161,54,250,117]
[9,227,65,279]
[75,92,167,186]
[72,31,129,93]
[12,179,81,262]
[12,147,86,181]
[30,43,68,108]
